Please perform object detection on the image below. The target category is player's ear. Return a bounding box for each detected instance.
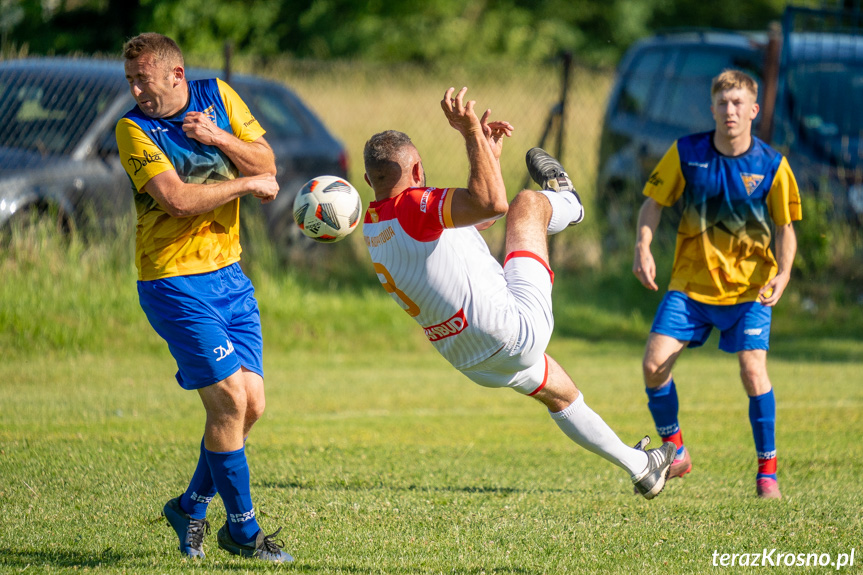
[172,65,185,84]
[751,102,760,119]
[364,173,372,188]
[411,161,422,184]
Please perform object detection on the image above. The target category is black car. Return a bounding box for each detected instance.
[597,7,863,252]
[0,57,348,252]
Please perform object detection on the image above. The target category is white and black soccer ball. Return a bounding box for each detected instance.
[292,175,362,243]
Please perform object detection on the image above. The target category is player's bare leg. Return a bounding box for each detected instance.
[197,371,293,561]
[738,350,772,396]
[739,349,781,499]
[504,189,554,259]
[643,332,687,390]
[163,369,257,559]
[198,370,252,452]
[642,332,692,479]
[504,148,673,498]
[164,369,268,558]
[531,355,674,498]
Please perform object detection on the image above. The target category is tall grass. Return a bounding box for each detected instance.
[0,213,426,359]
[4,212,861,363]
[0,216,143,355]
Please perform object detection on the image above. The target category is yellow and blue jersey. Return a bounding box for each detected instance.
[644,131,802,305]
[116,78,265,281]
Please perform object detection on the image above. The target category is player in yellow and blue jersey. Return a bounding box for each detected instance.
[115,33,291,561]
[632,70,802,500]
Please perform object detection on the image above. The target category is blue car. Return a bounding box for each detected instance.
[596,6,863,252]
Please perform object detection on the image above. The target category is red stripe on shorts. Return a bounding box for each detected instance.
[528,354,550,396]
[504,250,554,284]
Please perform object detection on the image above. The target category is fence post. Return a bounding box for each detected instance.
[224,40,233,84]
[556,51,572,163]
[758,22,782,143]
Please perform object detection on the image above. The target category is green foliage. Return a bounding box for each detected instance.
[795,194,834,276]
[0,0,790,65]
[649,0,789,31]
[145,0,282,58]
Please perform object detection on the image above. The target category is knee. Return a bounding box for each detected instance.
[246,394,266,425]
[512,189,547,212]
[740,364,770,394]
[642,356,665,383]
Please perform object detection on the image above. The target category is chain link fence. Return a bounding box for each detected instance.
[245,56,615,268]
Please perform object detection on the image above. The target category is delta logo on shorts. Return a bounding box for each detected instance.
[424,309,468,342]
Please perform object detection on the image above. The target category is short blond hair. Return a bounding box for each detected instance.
[711,69,758,100]
[122,33,184,68]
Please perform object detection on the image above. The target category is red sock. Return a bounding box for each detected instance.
[758,457,777,478]
[662,430,684,452]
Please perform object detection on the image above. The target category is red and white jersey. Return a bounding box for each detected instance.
[364,187,518,370]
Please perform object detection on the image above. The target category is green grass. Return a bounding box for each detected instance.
[2,339,862,574]
[2,52,862,573]
[2,227,863,574]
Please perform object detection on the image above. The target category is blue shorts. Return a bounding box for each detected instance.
[651,290,771,353]
[138,263,263,390]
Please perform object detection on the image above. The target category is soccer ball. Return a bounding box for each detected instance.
[292,175,362,243]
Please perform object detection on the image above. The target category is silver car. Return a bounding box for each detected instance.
[0,57,348,252]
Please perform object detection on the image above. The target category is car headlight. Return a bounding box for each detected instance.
[0,177,31,221]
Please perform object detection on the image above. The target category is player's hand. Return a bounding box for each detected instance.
[758,272,790,307]
[247,174,279,204]
[182,111,226,146]
[480,110,513,160]
[441,87,482,136]
[633,245,658,291]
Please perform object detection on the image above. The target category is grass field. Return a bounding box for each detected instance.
[2,56,862,573]
[2,225,862,574]
[2,335,862,574]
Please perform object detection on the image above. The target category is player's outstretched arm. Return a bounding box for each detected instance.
[633,198,663,291]
[759,222,796,306]
[480,109,514,162]
[143,169,279,218]
[440,87,510,228]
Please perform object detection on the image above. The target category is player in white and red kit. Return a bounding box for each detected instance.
[363,87,675,498]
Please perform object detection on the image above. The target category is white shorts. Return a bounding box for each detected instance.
[460,252,554,395]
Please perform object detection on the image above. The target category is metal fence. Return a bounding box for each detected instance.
[772,5,863,223]
[250,56,615,266]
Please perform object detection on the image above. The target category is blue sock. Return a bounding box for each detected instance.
[205,446,261,544]
[179,438,217,520]
[645,380,682,454]
[749,389,777,480]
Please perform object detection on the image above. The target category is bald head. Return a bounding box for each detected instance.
[363,130,423,194]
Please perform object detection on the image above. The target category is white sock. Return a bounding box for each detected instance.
[536,188,583,234]
[550,393,649,477]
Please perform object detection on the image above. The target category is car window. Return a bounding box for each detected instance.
[234,84,307,139]
[648,49,762,131]
[788,61,862,144]
[0,69,122,156]
[615,48,666,117]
